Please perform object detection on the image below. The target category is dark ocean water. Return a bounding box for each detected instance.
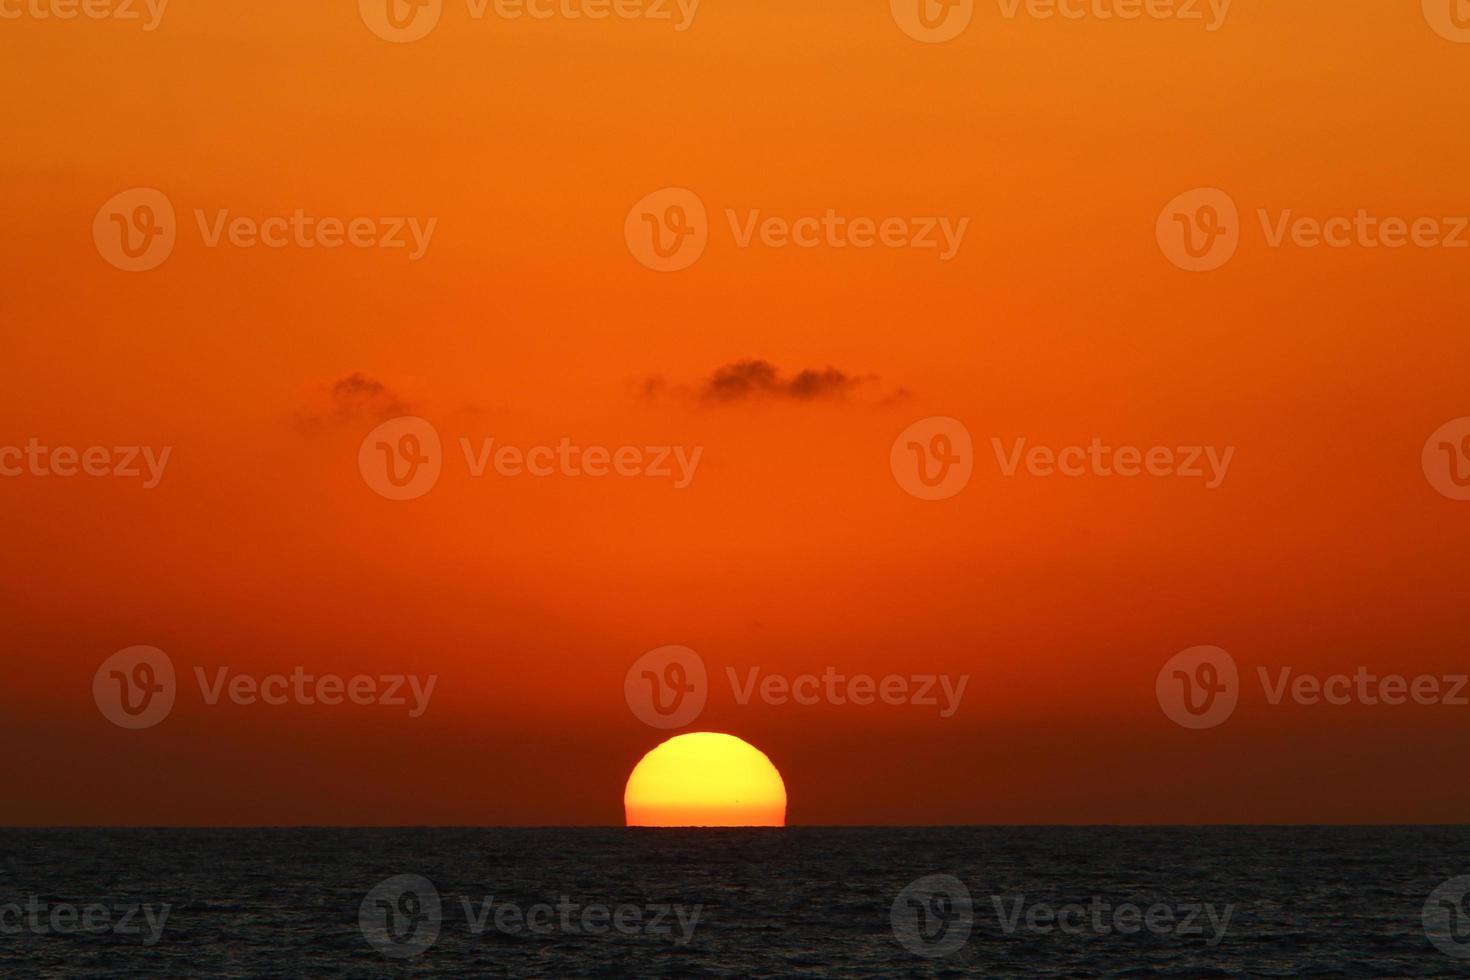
[2,827,1470,977]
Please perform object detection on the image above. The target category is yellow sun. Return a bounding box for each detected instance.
[624,732,787,827]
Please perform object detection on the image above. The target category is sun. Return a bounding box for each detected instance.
[624,732,787,827]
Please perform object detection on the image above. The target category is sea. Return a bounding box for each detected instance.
[2,826,1469,977]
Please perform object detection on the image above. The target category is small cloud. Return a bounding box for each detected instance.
[330,373,407,417]
[705,360,781,400]
[880,386,915,406]
[696,359,876,402]
[294,373,410,431]
[786,367,861,400]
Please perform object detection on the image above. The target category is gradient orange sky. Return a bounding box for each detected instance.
[3,1,1469,825]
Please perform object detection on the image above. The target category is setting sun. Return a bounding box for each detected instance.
[624,733,787,827]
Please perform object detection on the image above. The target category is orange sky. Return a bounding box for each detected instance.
[3,1,1469,825]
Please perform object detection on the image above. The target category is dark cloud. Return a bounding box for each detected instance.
[333,373,407,413]
[294,373,409,430]
[698,359,874,402]
[786,367,860,400]
[705,360,780,400]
